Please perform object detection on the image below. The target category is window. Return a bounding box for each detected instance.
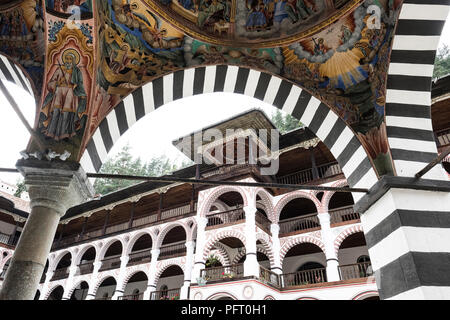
[357,255,370,264]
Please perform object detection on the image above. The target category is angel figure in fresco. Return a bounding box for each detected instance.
[340,24,352,44]
[312,37,328,55]
[40,49,87,141]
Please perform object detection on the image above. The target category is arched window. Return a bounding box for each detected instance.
[357,255,370,264]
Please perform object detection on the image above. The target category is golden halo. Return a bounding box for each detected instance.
[62,49,81,65]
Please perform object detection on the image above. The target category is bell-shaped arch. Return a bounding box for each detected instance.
[127,232,153,266]
[99,239,123,272]
[157,224,187,260]
[120,271,149,300]
[93,276,117,300]
[51,251,72,281]
[46,285,64,300]
[76,245,96,276]
[69,281,90,300]
[151,264,184,300]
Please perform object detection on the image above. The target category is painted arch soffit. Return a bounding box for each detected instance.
[24,0,401,179]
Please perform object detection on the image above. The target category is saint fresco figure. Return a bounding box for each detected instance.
[40,49,87,141]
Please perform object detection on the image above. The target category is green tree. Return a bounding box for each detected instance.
[93,144,183,195]
[14,179,26,198]
[271,110,304,134]
[433,44,450,79]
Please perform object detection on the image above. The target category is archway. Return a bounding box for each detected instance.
[152,265,184,300]
[47,286,64,300]
[120,271,148,300]
[77,246,96,276]
[328,192,358,225]
[158,226,187,260]
[70,281,89,300]
[127,233,153,266]
[206,191,245,228]
[99,240,122,272]
[51,252,71,281]
[337,232,371,281]
[94,276,117,300]
[278,197,320,235]
[282,242,327,287]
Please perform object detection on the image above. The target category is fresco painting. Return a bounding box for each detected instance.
[45,0,93,18]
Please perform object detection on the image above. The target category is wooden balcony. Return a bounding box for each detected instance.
[281,268,327,287]
[77,262,94,275]
[150,288,180,300]
[118,293,144,300]
[255,211,271,234]
[277,162,342,185]
[51,267,69,281]
[0,232,19,248]
[200,264,244,283]
[206,208,245,229]
[259,266,281,287]
[127,250,152,266]
[99,255,121,272]
[279,213,320,236]
[330,206,360,225]
[158,242,186,260]
[339,262,373,281]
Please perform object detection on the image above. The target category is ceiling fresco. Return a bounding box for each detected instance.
[0,0,403,177]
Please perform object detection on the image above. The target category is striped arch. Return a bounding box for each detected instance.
[203,229,247,261]
[44,284,65,300]
[92,274,119,296]
[208,249,229,267]
[118,268,150,292]
[320,179,350,210]
[81,66,379,200]
[255,188,275,223]
[352,290,379,300]
[273,191,321,223]
[153,261,185,286]
[155,221,189,248]
[98,237,126,261]
[280,236,326,264]
[208,242,231,266]
[51,250,73,272]
[125,229,156,255]
[74,244,99,266]
[65,280,90,300]
[256,233,275,268]
[334,225,364,257]
[385,0,450,179]
[199,185,248,218]
[232,246,273,266]
[0,53,34,96]
[206,292,238,300]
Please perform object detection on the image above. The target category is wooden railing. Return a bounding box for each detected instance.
[52,203,197,251]
[127,250,152,266]
[279,213,320,235]
[51,267,70,281]
[339,262,372,280]
[436,128,450,147]
[0,232,19,247]
[255,211,271,233]
[77,262,94,275]
[330,206,360,224]
[259,266,281,287]
[118,292,144,300]
[158,242,186,260]
[200,264,244,282]
[277,162,342,185]
[150,288,180,300]
[206,208,245,228]
[281,268,327,287]
[99,255,121,272]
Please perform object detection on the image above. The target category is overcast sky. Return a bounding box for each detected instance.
[0,16,449,186]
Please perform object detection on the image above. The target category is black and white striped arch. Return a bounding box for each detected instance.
[386,0,450,180]
[81,66,378,200]
[0,54,34,97]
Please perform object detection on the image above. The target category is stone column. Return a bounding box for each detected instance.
[191,217,208,282]
[85,261,102,300]
[111,254,129,300]
[354,176,450,300]
[0,159,93,300]
[144,248,160,300]
[269,224,282,274]
[180,241,195,300]
[318,212,340,282]
[243,206,259,277]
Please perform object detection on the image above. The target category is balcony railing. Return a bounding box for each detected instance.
[330,206,360,224]
[127,250,152,266]
[339,262,373,281]
[277,162,342,185]
[118,293,144,300]
[158,242,186,260]
[206,208,245,228]
[259,266,281,287]
[51,267,70,281]
[0,232,19,247]
[200,264,244,282]
[279,213,320,235]
[150,288,180,300]
[52,203,197,251]
[77,262,94,275]
[99,255,121,272]
[281,268,327,287]
[255,211,271,233]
